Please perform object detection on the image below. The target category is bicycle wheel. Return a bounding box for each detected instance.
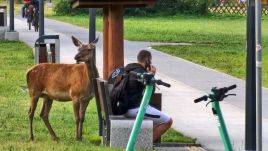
[34,22,38,32]
[28,19,31,30]
[34,12,39,32]
[27,14,32,30]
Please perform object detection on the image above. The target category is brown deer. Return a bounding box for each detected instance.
[26,36,99,141]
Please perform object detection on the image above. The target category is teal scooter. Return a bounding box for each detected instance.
[126,71,170,151]
[194,85,237,151]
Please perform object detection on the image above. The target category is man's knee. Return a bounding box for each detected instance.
[160,118,173,129]
[167,118,173,127]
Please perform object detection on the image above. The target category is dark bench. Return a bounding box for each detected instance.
[92,78,162,146]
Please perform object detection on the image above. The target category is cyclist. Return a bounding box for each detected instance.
[21,0,30,18]
[21,0,39,18]
[30,0,39,12]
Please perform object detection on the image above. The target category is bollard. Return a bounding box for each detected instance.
[34,35,60,64]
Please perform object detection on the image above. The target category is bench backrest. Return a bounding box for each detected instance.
[92,78,103,136]
[93,78,113,145]
[98,78,113,115]
[93,78,112,123]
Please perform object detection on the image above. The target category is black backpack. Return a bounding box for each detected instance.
[108,67,129,115]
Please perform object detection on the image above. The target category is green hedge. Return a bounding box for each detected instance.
[53,0,89,15]
[53,0,211,16]
[124,0,211,15]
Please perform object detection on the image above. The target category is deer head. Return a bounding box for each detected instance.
[71,36,99,63]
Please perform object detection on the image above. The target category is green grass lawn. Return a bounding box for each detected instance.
[0,40,194,150]
[0,40,115,151]
[47,14,247,44]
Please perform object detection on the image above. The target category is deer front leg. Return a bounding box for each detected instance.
[78,101,90,141]
[73,100,81,141]
[40,98,58,141]
[28,96,39,141]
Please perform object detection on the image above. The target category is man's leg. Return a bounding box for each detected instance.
[22,6,25,18]
[153,118,173,142]
[143,106,173,142]
[126,106,173,142]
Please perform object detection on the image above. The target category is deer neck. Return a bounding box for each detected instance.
[85,59,99,80]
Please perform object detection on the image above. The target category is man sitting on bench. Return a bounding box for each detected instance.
[124,50,173,142]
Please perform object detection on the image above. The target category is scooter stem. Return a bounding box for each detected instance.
[212,100,233,151]
[126,85,154,151]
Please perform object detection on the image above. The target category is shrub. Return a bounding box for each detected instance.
[124,0,212,16]
[53,0,89,16]
[53,0,211,16]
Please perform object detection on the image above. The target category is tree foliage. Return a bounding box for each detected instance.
[53,0,211,16]
[53,0,88,15]
[126,0,211,15]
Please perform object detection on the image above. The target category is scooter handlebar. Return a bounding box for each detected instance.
[129,71,171,87]
[155,79,171,88]
[225,84,236,93]
[194,95,208,103]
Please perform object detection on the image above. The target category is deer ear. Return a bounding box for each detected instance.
[90,36,99,45]
[72,36,83,47]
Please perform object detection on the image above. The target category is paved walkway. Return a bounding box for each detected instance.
[14,16,268,151]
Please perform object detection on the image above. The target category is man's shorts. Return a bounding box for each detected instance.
[125,105,171,125]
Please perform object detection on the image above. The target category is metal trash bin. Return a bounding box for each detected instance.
[34,35,60,64]
[0,6,7,27]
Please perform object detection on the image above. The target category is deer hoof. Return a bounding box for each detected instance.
[76,137,82,142]
[52,136,59,141]
[28,136,34,141]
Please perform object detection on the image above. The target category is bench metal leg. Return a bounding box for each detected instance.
[92,78,103,136]
[102,119,110,146]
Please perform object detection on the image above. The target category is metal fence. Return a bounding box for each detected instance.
[208,0,268,15]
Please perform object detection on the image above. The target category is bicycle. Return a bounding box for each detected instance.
[194,84,237,151]
[26,4,38,32]
[32,8,39,32]
[125,71,170,151]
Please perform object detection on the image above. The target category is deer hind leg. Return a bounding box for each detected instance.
[78,101,90,141]
[28,96,39,141]
[40,97,58,141]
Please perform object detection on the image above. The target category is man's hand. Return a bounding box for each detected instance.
[148,65,156,75]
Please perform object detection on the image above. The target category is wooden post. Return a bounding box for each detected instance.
[107,5,124,78]
[261,0,267,5]
[103,7,109,80]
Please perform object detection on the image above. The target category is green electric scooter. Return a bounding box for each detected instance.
[194,84,237,151]
[125,71,171,151]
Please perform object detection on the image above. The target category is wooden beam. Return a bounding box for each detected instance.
[103,7,109,80]
[107,5,124,77]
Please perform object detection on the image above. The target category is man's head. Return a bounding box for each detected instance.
[137,50,152,64]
